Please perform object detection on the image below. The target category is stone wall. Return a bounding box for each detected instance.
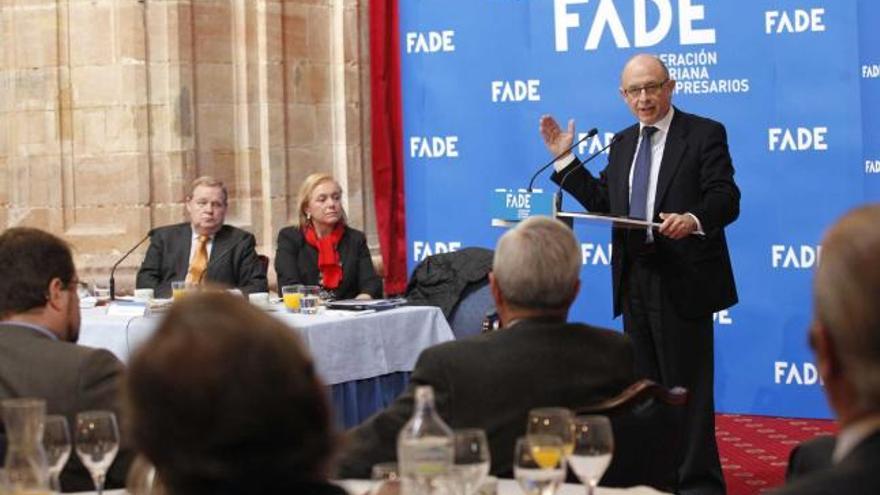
[0,0,375,292]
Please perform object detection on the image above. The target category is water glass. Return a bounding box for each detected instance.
[569,416,614,495]
[74,411,120,495]
[451,429,490,495]
[526,408,575,456]
[514,435,566,495]
[299,285,321,315]
[370,462,400,495]
[43,415,71,493]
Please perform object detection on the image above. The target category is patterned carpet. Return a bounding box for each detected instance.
[716,413,838,495]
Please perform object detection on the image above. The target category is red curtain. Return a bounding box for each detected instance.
[369,0,407,295]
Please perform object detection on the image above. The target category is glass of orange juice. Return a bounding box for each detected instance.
[282,285,303,312]
[171,281,188,301]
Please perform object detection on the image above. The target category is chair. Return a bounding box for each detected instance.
[574,379,688,493]
[448,280,495,339]
[256,254,270,278]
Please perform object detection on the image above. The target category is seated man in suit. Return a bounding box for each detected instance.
[770,204,880,495]
[336,215,636,478]
[136,176,267,297]
[0,227,132,491]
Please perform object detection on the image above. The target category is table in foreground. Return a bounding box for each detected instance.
[78,305,454,427]
[76,479,670,495]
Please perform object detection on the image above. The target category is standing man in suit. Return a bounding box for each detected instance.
[0,228,132,491]
[136,176,267,297]
[335,216,635,478]
[770,204,880,495]
[539,53,740,495]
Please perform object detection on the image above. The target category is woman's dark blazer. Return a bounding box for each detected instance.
[275,225,382,300]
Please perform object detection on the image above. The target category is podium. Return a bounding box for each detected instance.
[491,189,661,230]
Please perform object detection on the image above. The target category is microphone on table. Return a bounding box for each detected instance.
[527,127,598,192]
[109,229,154,301]
[197,235,250,286]
[555,133,623,220]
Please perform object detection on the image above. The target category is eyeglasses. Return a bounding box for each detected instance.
[623,79,668,98]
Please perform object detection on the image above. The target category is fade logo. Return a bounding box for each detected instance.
[772,245,821,269]
[768,127,828,152]
[405,31,455,54]
[413,241,461,262]
[867,159,880,174]
[775,361,822,386]
[864,65,880,79]
[582,243,612,265]
[578,132,616,156]
[410,136,459,159]
[765,8,826,34]
[554,0,716,52]
[491,80,541,103]
[713,309,733,325]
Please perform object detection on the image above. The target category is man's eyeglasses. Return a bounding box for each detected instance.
[623,79,668,98]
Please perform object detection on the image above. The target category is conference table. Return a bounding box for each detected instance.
[78,303,454,428]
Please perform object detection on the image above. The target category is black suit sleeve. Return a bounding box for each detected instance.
[690,122,740,232]
[275,227,305,290]
[352,233,383,298]
[232,232,268,295]
[335,347,450,478]
[135,232,166,293]
[551,157,613,214]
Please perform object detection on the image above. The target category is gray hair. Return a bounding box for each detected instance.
[493,216,581,310]
[813,204,880,411]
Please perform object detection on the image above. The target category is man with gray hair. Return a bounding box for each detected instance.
[336,215,635,478]
[771,204,880,495]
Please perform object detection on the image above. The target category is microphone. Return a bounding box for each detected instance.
[197,235,249,286]
[528,127,598,192]
[555,133,623,214]
[109,229,153,301]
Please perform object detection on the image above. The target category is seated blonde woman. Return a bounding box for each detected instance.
[275,173,382,300]
[125,292,345,495]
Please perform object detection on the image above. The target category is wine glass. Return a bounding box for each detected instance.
[514,435,566,495]
[526,408,574,456]
[74,411,120,495]
[43,415,72,493]
[450,429,490,495]
[569,416,614,495]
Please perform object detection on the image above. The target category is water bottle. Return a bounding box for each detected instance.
[397,386,454,494]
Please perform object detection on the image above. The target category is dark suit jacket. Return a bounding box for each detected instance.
[136,223,267,298]
[275,225,382,300]
[786,435,836,482]
[551,108,739,318]
[771,431,880,495]
[335,319,636,478]
[0,323,132,492]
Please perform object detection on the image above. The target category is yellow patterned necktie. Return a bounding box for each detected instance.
[186,235,209,284]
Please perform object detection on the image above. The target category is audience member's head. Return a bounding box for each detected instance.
[296,173,347,229]
[0,227,80,342]
[490,216,581,325]
[126,292,336,495]
[185,176,228,236]
[811,204,880,423]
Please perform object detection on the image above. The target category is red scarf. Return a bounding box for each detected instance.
[304,224,345,289]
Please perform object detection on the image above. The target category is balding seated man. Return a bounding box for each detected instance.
[136,176,267,297]
[336,215,636,478]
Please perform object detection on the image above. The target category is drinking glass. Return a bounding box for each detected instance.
[74,411,119,495]
[569,416,614,495]
[514,435,566,495]
[43,415,71,493]
[450,429,490,495]
[281,285,303,313]
[526,408,575,456]
[370,462,400,495]
[299,285,321,315]
[171,281,188,301]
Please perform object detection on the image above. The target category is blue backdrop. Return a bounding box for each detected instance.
[400,0,880,419]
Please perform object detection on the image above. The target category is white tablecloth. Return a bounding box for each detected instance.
[78,305,454,385]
